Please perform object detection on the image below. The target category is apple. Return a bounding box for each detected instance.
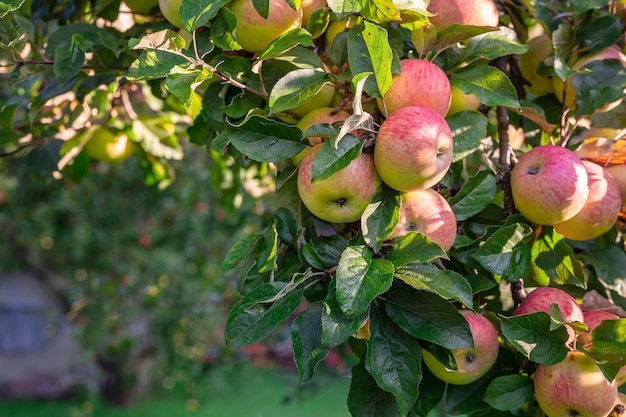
[518,33,554,97]
[324,16,357,49]
[376,59,451,117]
[228,0,303,53]
[446,85,481,116]
[513,287,584,323]
[158,0,183,28]
[124,0,158,14]
[290,83,336,118]
[426,0,499,31]
[610,393,626,416]
[554,161,621,241]
[606,164,626,207]
[292,107,350,164]
[84,128,135,163]
[422,310,499,385]
[297,143,382,223]
[578,310,620,349]
[391,188,457,251]
[374,105,453,192]
[534,351,617,417]
[552,45,626,110]
[510,145,589,225]
[301,0,327,26]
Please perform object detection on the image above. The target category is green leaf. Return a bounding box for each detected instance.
[347,20,394,98]
[385,287,473,349]
[164,67,205,107]
[348,361,399,417]
[359,0,401,24]
[394,263,473,309]
[449,170,497,222]
[326,0,360,15]
[433,25,496,56]
[269,68,330,114]
[225,282,303,347]
[471,222,533,282]
[227,115,306,162]
[274,207,298,245]
[590,319,626,355]
[180,0,229,32]
[127,49,189,81]
[530,226,586,288]
[220,234,260,276]
[450,65,519,108]
[258,28,315,61]
[570,0,610,16]
[53,34,90,84]
[499,312,569,365]
[291,303,331,382]
[321,284,369,347]
[0,0,24,17]
[483,375,534,411]
[575,15,621,53]
[580,245,626,284]
[335,245,394,317]
[573,59,626,118]
[310,134,363,183]
[463,27,528,62]
[366,306,422,415]
[446,110,489,163]
[361,186,401,253]
[385,233,447,268]
[256,222,278,273]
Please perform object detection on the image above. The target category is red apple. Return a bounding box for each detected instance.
[605,164,626,207]
[513,287,584,323]
[297,143,382,223]
[374,105,453,192]
[578,310,620,349]
[554,161,621,241]
[427,0,499,31]
[228,0,303,53]
[391,188,457,251]
[510,145,589,225]
[376,59,451,117]
[534,351,617,417]
[422,310,499,385]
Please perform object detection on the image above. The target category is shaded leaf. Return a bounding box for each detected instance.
[291,303,331,382]
[448,170,497,221]
[348,361,399,417]
[484,374,534,411]
[385,233,447,268]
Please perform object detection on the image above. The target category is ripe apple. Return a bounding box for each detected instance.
[534,351,617,417]
[422,310,499,385]
[606,164,626,207]
[290,83,336,118]
[513,287,584,323]
[124,0,158,14]
[553,45,626,110]
[297,143,382,223]
[292,107,350,164]
[391,188,457,251]
[517,33,554,97]
[228,0,303,53]
[446,84,481,116]
[578,310,620,349]
[301,0,327,26]
[84,128,135,163]
[510,145,589,225]
[376,59,451,117]
[158,0,183,28]
[426,0,499,31]
[554,161,621,241]
[374,105,453,192]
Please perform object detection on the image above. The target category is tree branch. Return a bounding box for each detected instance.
[494,57,515,217]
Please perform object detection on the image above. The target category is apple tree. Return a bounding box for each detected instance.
[2,0,626,415]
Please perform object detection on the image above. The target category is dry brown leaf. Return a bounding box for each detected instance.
[575,137,626,166]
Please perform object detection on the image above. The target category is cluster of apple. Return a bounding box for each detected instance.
[510,144,623,241]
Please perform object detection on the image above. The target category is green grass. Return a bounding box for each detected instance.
[0,364,351,417]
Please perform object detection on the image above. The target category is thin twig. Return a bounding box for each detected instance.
[494,57,515,217]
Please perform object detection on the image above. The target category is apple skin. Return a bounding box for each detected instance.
[554,161,621,241]
[605,164,626,207]
[291,83,336,118]
[534,351,617,417]
[84,128,135,164]
[124,0,158,14]
[158,0,183,28]
[553,45,626,110]
[513,287,584,323]
[518,33,554,97]
[324,16,357,49]
[301,0,327,26]
[297,143,382,223]
[228,0,303,53]
[427,0,499,31]
[391,188,457,251]
[422,310,499,385]
[510,145,589,225]
[446,85,481,116]
[374,105,453,192]
[377,59,451,117]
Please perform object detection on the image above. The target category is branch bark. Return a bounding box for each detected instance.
[494,56,515,217]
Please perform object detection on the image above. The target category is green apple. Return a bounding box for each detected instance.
[158,0,183,28]
[324,16,357,49]
[291,83,336,118]
[518,33,554,97]
[297,143,381,223]
[427,0,499,31]
[554,161,621,241]
[534,351,617,417]
[228,0,303,53]
[124,0,158,14]
[422,310,499,385]
[446,85,481,116]
[374,105,453,192]
[84,127,135,163]
[391,188,457,251]
[377,59,451,117]
[510,145,589,225]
